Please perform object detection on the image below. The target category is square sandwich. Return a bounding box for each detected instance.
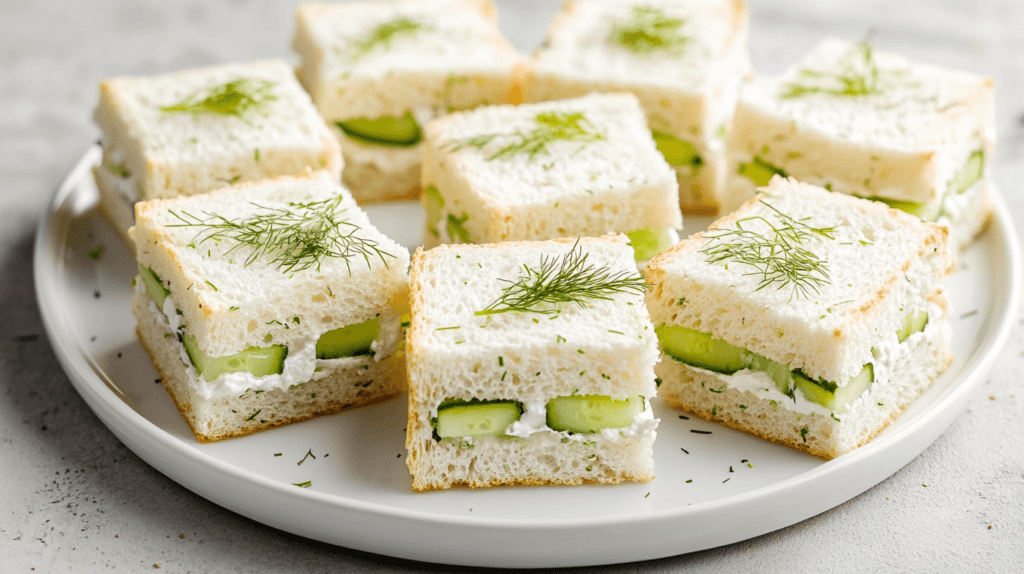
[645,178,953,459]
[421,92,683,264]
[94,59,342,245]
[130,171,408,442]
[727,38,995,252]
[293,0,524,203]
[405,236,659,491]
[522,0,751,214]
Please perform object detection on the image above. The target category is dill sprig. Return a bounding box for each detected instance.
[700,202,836,300]
[475,240,648,316]
[167,196,394,275]
[160,78,277,120]
[609,6,688,55]
[453,112,605,162]
[347,17,429,60]
[781,43,888,99]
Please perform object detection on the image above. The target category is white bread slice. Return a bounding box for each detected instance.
[725,38,994,249]
[405,236,659,490]
[93,59,342,242]
[131,171,408,358]
[133,289,405,443]
[292,0,524,202]
[646,177,952,385]
[421,93,682,249]
[522,0,751,214]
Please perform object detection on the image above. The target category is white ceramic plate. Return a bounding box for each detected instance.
[35,147,1020,568]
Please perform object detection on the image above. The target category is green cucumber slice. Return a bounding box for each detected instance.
[435,400,523,438]
[745,352,795,395]
[896,310,929,343]
[867,196,941,222]
[793,364,873,414]
[140,265,170,308]
[315,316,380,359]
[335,111,422,147]
[182,333,287,382]
[546,395,645,434]
[626,228,673,262]
[424,185,444,229]
[656,324,747,374]
[948,149,984,195]
[651,130,703,169]
[738,156,787,186]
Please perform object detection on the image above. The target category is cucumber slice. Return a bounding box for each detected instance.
[546,395,644,434]
[651,130,703,169]
[182,333,287,382]
[315,316,380,359]
[793,364,874,414]
[626,228,673,262]
[435,400,523,438]
[745,352,795,395]
[867,196,941,222]
[335,111,422,147]
[140,265,170,308]
[424,185,444,230]
[738,156,787,186]
[896,310,929,343]
[948,149,984,195]
[655,324,747,374]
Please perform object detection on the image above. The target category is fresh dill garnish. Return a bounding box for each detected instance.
[297,448,316,466]
[781,43,898,99]
[347,17,430,60]
[700,201,835,300]
[474,240,648,316]
[167,195,394,275]
[160,78,277,120]
[609,5,687,55]
[452,112,605,162]
[446,212,471,243]
[292,480,312,488]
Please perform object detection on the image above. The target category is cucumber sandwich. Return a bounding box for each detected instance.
[726,38,995,253]
[405,236,659,490]
[522,0,752,215]
[420,92,684,266]
[645,178,953,459]
[93,59,342,248]
[129,171,409,442]
[292,0,523,203]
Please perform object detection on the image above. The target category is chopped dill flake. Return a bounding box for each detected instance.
[446,212,471,243]
[781,42,898,100]
[292,480,312,488]
[475,240,648,316]
[609,6,687,55]
[436,326,461,331]
[498,356,504,367]
[160,78,277,121]
[691,429,712,435]
[167,195,394,275]
[800,426,809,442]
[556,335,566,343]
[453,112,605,162]
[104,161,130,178]
[346,17,429,61]
[229,306,239,311]
[204,280,219,292]
[297,449,316,466]
[88,245,104,260]
[608,330,625,335]
[274,453,282,457]
[254,148,260,162]
[700,201,835,300]
[245,409,261,421]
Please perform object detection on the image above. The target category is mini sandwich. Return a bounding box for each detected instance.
[645,178,953,459]
[93,59,342,245]
[421,92,683,265]
[130,171,408,442]
[727,38,994,252]
[292,0,524,203]
[405,236,659,491]
[522,0,751,214]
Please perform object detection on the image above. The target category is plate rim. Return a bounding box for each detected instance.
[33,147,1023,566]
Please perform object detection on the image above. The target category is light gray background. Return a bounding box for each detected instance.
[2,0,1023,571]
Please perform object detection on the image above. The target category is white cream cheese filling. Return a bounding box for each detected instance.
[686,302,944,418]
[140,279,392,399]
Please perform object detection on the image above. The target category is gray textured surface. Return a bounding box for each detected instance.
[2,0,1023,571]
